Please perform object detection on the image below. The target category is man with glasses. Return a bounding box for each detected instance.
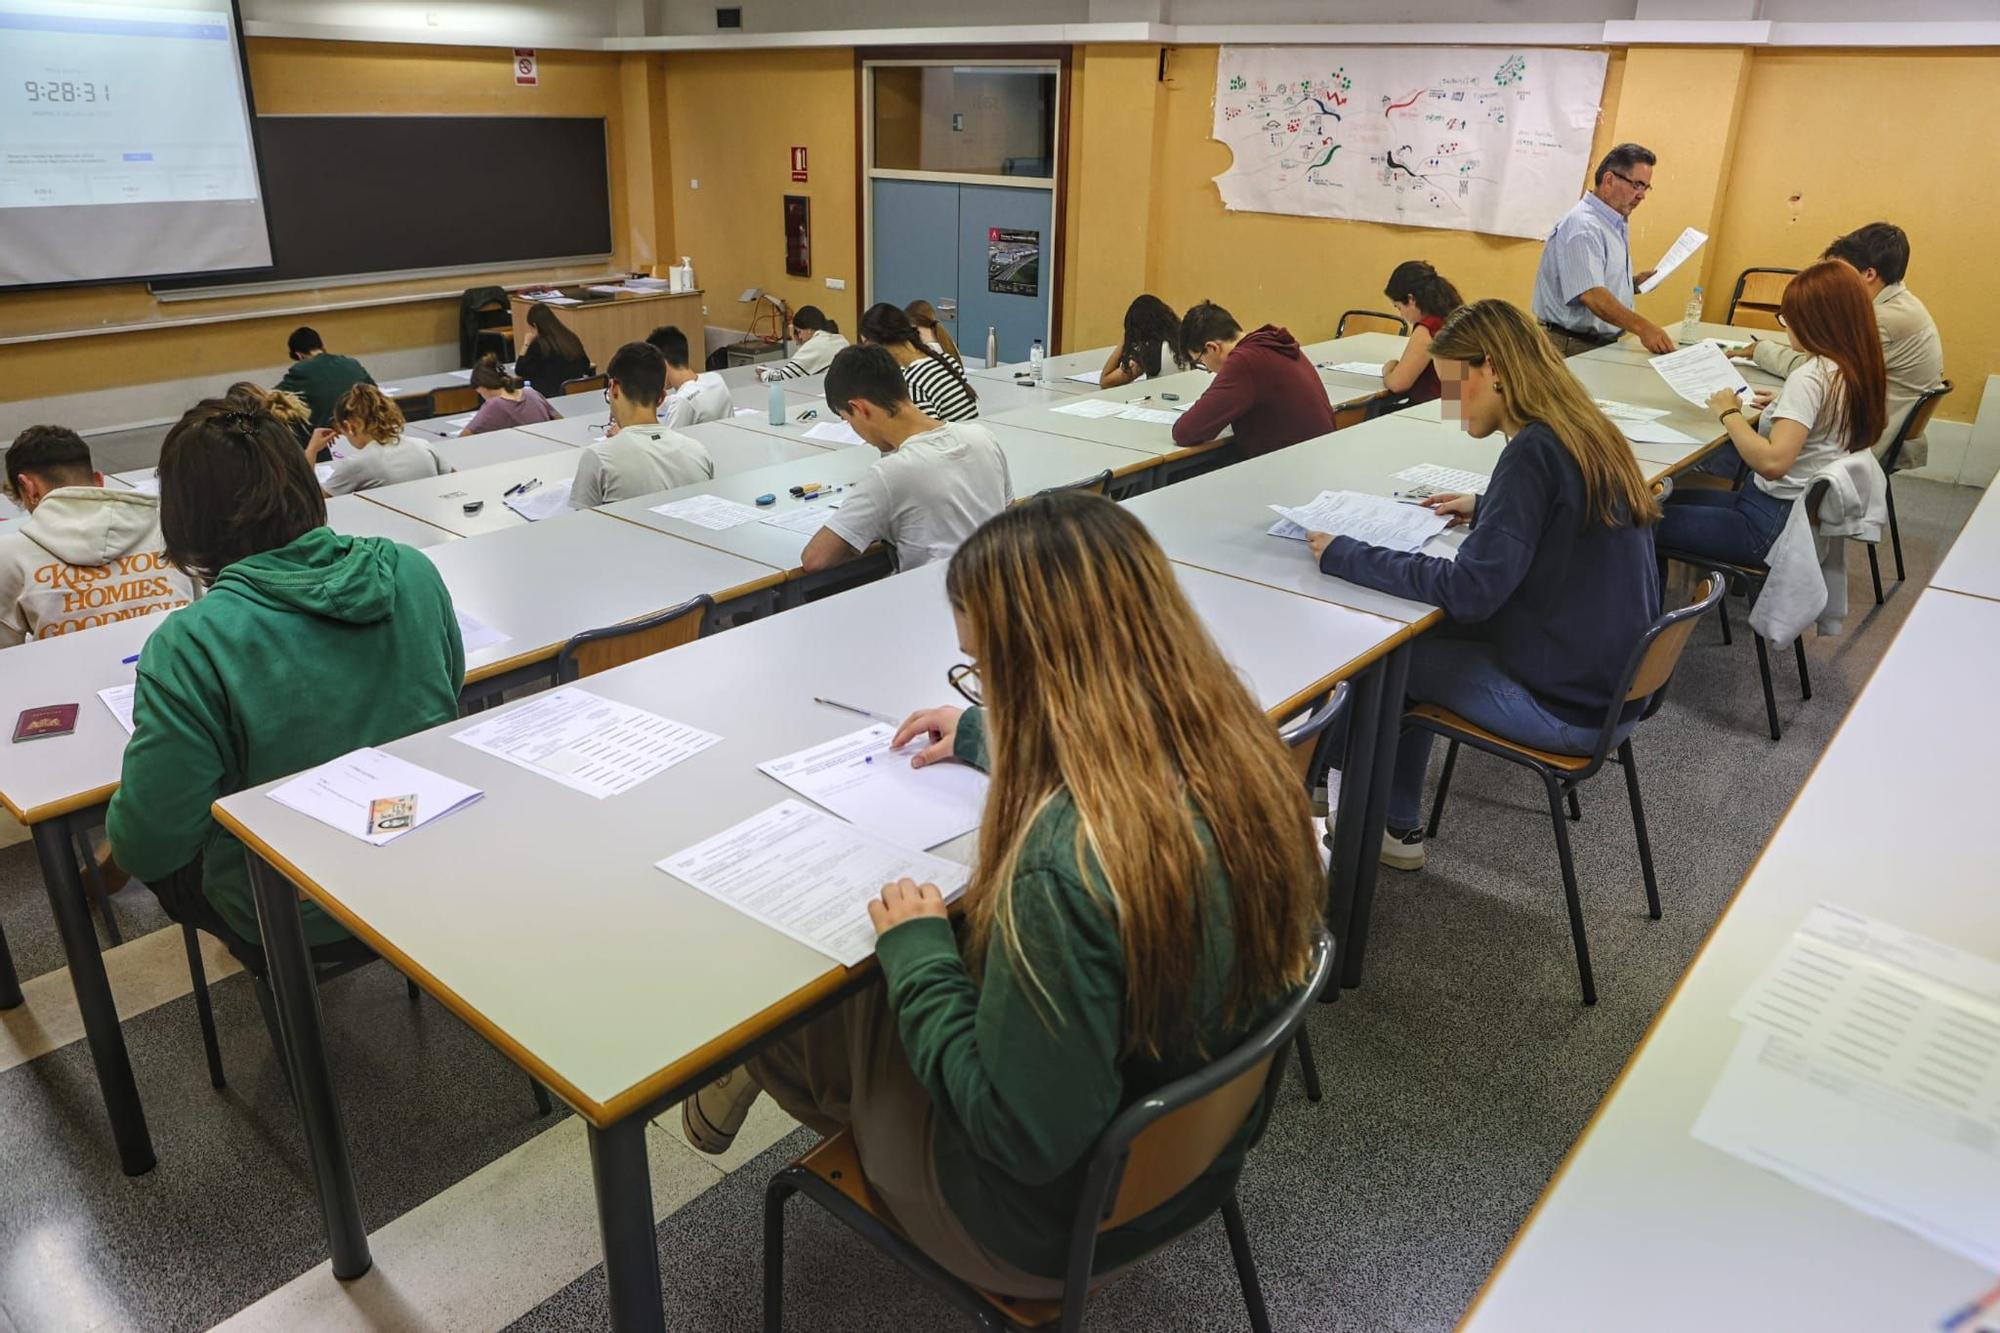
[1532,143,1676,357]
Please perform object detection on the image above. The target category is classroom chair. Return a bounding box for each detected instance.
[389,390,435,422]
[1867,381,1953,603]
[428,385,480,417]
[1335,309,1409,338]
[762,925,1333,1333]
[1276,681,1350,1106]
[1724,267,1798,331]
[1032,469,1113,500]
[1410,568,1726,1005]
[562,374,607,396]
[554,594,714,683]
[464,290,516,363]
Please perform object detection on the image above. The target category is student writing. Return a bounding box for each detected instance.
[570,341,714,508]
[686,492,1323,1299]
[461,354,560,435]
[758,306,849,382]
[312,385,452,496]
[275,326,375,430]
[1372,261,1465,416]
[647,325,731,430]
[514,305,593,399]
[1171,301,1335,459]
[802,345,1012,574]
[1097,294,1185,390]
[859,303,980,422]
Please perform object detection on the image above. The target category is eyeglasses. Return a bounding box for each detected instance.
[1607,169,1653,195]
[947,662,982,706]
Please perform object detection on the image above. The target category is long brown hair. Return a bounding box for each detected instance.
[159,398,326,584]
[527,304,588,363]
[944,494,1321,1058]
[903,299,962,361]
[226,380,311,443]
[1779,260,1888,452]
[1432,300,1661,528]
[860,303,978,403]
[334,383,406,446]
[469,352,525,393]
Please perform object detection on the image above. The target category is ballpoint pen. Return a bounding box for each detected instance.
[813,696,897,725]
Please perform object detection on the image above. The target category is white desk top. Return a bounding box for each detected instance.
[971,346,1110,392]
[0,612,163,822]
[377,368,476,398]
[431,426,579,473]
[1583,320,1790,366]
[1463,587,2000,1333]
[991,369,1219,458]
[719,393,881,448]
[1561,355,1744,472]
[595,448,882,572]
[213,560,1402,1122]
[323,495,458,550]
[358,449,581,539]
[512,412,832,478]
[550,390,605,419]
[1924,479,2000,604]
[420,511,779,680]
[1299,331,1409,404]
[981,421,1160,495]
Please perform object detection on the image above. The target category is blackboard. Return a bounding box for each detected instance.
[153,115,611,290]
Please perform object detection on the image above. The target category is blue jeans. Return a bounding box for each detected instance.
[1656,481,1791,565]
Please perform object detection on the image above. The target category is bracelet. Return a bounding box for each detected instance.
[1718,408,1744,424]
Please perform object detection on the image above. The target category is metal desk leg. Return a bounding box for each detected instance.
[0,915,20,1009]
[249,854,371,1280]
[1339,642,1412,990]
[1323,658,1384,987]
[30,812,154,1175]
[589,1117,665,1332]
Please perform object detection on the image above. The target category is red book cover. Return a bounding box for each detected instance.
[13,704,79,743]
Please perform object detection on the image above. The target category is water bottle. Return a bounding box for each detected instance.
[767,379,786,426]
[985,326,999,370]
[1682,285,1704,342]
[1029,338,1046,382]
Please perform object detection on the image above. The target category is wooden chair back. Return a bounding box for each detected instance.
[429,385,479,416]
[1336,309,1408,338]
[554,595,711,683]
[1099,1058,1274,1229]
[1726,267,1798,330]
[1032,469,1113,500]
[1626,569,1726,702]
[1882,380,1953,472]
[563,374,607,396]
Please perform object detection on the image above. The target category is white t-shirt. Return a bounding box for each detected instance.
[824,422,1013,570]
[1755,356,1856,501]
[323,438,451,495]
[570,423,714,507]
[660,372,731,430]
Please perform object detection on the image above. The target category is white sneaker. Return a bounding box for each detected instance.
[682,1065,762,1155]
[1380,827,1426,872]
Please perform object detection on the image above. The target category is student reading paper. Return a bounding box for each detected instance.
[106,397,464,946]
[1305,300,1661,870]
[0,425,192,646]
[461,354,560,434]
[275,326,375,430]
[859,303,981,422]
[1171,301,1334,459]
[313,385,452,496]
[515,305,593,399]
[570,341,714,508]
[758,305,849,382]
[648,325,731,430]
[1097,294,1185,389]
[802,345,1011,573]
[1371,261,1465,416]
[685,492,1323,1299]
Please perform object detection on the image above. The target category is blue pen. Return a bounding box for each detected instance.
[121,653,140,664]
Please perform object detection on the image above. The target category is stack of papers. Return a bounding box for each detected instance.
[452,686,720,799]
[758,724,988,851]
[454,610,511,655]
[1319,360,1386,377]
[504,479,574,522]
[649,495,765,530]
[268,747,484,846]
[522,289,580,306]
[1052,399,1126,419]
[1116,405,1182,425]
[658,799,970,967]
[1268,490,1452,552]
[1637,225,1708,294]
[1649,341,1750,410]
[1392,463,1490,498]
[1065,369,1106,386]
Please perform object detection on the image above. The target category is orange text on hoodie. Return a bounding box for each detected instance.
[0,486,193,646]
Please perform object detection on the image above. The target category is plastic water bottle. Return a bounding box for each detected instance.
[1682,286,1704,342]
[985,326,999,369]
[1029,338,1046,382]
[767,379,786,426]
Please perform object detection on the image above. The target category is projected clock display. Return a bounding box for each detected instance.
[23,81,111,103]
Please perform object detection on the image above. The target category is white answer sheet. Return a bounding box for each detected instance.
[98,684,136,735]
[268,747,483,846]
[451,686,720,799]
[1391,463,1490,498]
[1637,225,1708,294]
[1065,369,1105,385]
[658,799,970,967]
[1051,399,1127,419]
[1593,398,1672,423]
[758,724,988,850]
[1268,490,1451,552]
[649,495,765,530]
[761,500,844,536]
[803,420,866,446]
[1318,360,1386,377]
[1619,419,1701,446]
[503,479,574,522]
[1649,341,1750,410]
[454,610,511,655]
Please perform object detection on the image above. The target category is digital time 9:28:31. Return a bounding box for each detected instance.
[24,82,110,103]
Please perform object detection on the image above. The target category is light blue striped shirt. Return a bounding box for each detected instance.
[1531,193,1634,339]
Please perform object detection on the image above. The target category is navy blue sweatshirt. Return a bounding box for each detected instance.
[1317,421,1660,728]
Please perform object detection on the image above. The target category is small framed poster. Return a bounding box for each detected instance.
[784,195,811,278]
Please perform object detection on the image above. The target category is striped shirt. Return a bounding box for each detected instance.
[904,350,980,422]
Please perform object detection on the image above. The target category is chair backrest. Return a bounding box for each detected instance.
[1725,267,1798,330]
[1336,309,1408,338]
[1331,399,1375,432]
[1622,567,1727,704]
[1275,682,1350,788]
[1032,469,1113,500]
[428,385,480,416]
[1880,380,1953,472]
[1073,927,1333,1240]
[563,374,607,396]
[554,594,712,683]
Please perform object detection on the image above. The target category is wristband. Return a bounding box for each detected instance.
[1718,407,1744,424]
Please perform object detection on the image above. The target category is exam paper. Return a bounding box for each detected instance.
[761,500,844,536]
[1051,399,1126,419]
[759,723,989,850]
[454,610,511,655]
[314,462,336,485]
[452,686,720,799]
[1391,463,1490,497]
[1637,225,1708,294]
[1593,398,1672,423]
[1693,903,2000,1270]
[131,475,161,497]
[650,495,765,530]
[1649,341,1750,410]
[1268,490,1451,553]
[734,408,764,418]
[504,478,574,522]
[98,684,136,735]
[1319,360,1386,377]
[432,413,476,435]
[1065,369,1105,385]
[657,799,970,967]
[267,747,483,845]
[802,420,866,446]
[1619,419,1701,446]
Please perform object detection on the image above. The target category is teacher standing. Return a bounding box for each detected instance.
[1531,143,1676,357]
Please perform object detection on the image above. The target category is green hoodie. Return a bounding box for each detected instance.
[108,527,464,946]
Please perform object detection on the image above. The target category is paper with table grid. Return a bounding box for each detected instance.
[451,686,719,799]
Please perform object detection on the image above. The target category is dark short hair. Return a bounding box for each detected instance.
[1177,301,1242,364]
[645,324,691,368]
[158,398,326,584]
[824,345,910,417]
[287,326,324,359]
[1823,221,1910,286]
[6,424,94,496]
[1593,143,1656,188]
[607,341,668,408]
[792,305,831,334]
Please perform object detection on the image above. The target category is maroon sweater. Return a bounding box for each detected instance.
[1171,325,1335,459]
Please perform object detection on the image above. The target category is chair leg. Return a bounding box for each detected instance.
[1220,1195,1274,1333]
[529,1077,553,1117]
[1717,594,1733,646]
[1752,634,1781,741]
[72,829,123,948]
[1886,477,1905,581]
[1619,741,1661,921]
[406,977,420,1003]
[1541,772,1596,1005]
[1793,637,1812,701]
[1565,787,1582,822]
[250,974,301,1112]
[763,1171,797,1333]
[182,925,227,1089]
[1425,739,1460,838]
[1868,542,1884,605]
[1293,1032,1322,1104]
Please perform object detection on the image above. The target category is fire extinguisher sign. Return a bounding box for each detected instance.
[514,50,538,86]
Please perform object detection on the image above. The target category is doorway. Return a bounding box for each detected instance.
[863,59,1064,366]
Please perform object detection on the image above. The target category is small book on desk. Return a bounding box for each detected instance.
[14,704,79,743]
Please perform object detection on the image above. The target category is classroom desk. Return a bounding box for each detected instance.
[429,426,580,473]
[323,495,458,549]
[375,368,476,400]
[718,393,880,449]
[510,290,705,376]
[971,345,1111,391]
[1927,476,2000,603]
[213,558,1406,1331]
[1561,355,1754,473]
[1299,331,1411,404]
[1460,587,2000,1333]
[1585,319,1788,364]
[989,369,1225,477]
[1392,399,1699,478]
[356,450,582,539]
[511,413,834,480]
[549,390,607,419]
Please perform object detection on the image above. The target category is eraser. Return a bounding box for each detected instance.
[755,493,776,506]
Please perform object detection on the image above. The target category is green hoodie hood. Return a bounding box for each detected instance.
[209,526,401,625]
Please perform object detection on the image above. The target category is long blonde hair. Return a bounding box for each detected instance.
[334,383,406,446]
[1433,299,1661,528]
[903,300,962,362]
[945,494,1321,1058]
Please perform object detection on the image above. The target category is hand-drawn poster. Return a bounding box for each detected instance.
[987,227,1040,296]
[1211,47,1609,239]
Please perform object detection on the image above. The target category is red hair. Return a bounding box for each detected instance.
[1779,260,1887,452]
